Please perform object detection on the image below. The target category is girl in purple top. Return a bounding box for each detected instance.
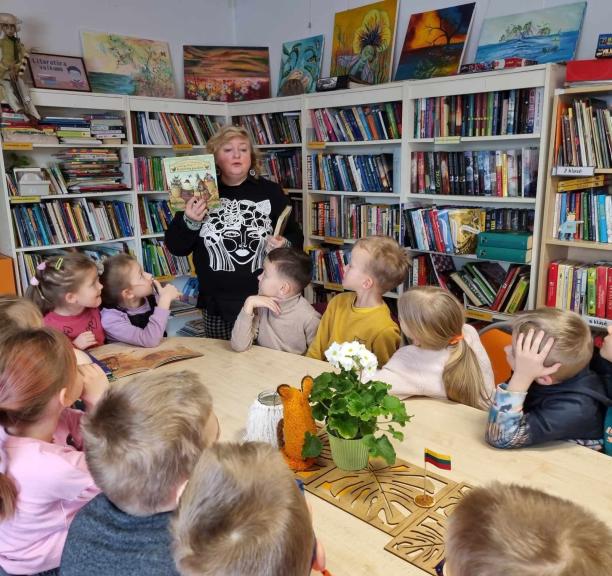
[100,254,180,347]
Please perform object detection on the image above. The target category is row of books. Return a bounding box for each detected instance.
[554,97,612,169]
[411,148,539,197]
[261,150,302,189]
[15,243,129,293]
[546,260,612,319]
[1,107,58,144]
[403,207,534,258]
[311,199,401,241]
[414,88,544,139]
[131,112,221,146]
[309,247,349,286]
[308,153,394,193]
[134,156,167,191]
[553,189,612,244]
[177,318,206,337]
[11,199,133,248]
[309,102,402,142]
[40,114,125,145]
[54,148,129,193]
[233,112,301,145]
[138,198,173,235]
[142,239,192,278]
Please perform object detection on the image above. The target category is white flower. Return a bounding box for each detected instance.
[324,341,378,375]
[324,342,343,368]
[339,357,354,372]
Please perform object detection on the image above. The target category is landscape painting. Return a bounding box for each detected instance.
[475,2,586,64]
[395,3,476,80]
[331,0,399,85]
[278,35,324,96]
[81,31,175,97]
[184,46,270,102]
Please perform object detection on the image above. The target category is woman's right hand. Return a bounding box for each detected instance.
[184,196,208,222]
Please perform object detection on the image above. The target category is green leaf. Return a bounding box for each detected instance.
[390,429,404,441]
[328,414,359,439]
[382,395,403,413]
[359,419,377,436]
[302,431,322,458]
[369,435,397,465]
[311,403,328,422]
[329,397,348,415]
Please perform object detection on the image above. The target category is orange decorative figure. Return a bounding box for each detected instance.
[277,376,317,471]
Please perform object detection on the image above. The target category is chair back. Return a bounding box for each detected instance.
[479,321,513,385]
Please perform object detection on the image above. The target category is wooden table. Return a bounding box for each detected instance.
[104,337,612,576]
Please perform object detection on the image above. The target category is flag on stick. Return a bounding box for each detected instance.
[424,448,451,470]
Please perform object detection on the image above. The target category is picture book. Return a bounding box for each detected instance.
[90,342,203,380]
[162,154,219,213]
[274,205,293,236]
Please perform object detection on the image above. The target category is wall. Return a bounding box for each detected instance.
[5,0,236,98]
[235,0,610,96]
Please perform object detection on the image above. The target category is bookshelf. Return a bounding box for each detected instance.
[536,84,612,330]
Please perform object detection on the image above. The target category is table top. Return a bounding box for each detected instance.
[101,337,612,576]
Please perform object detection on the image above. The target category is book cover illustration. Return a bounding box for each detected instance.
[448,208,481,254]
[278,35,324,96]
[163,154,219,213]
[90,342,203,379]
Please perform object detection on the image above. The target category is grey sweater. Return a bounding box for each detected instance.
[60,494,179,576]
[231,294,320,355]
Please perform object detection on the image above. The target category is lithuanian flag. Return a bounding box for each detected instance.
[424,448,451,470]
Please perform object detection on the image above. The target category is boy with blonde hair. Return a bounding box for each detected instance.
[61,371,218,576]
[172,442,326,576]
[307,235,410,366]
[443,482,612,576]
[486,308,611,450]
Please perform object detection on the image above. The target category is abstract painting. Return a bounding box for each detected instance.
[395,3,476,80]
[330,0,399,85]
[81,31,175,97]
[278,35,324,96]
[475,2,587,64]
[183,46,270,102]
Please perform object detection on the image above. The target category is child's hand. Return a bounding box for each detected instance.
[600,326,612,363]
[156,282,182,309]
[266,235,288,251]
[78,363,109,410]
[508,329,561,392]
[243,295,281,316]
[73,331,97,350]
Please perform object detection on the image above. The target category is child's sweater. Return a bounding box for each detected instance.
[231,294,320,355]
[374,324,495,405]
[44,308,104,347]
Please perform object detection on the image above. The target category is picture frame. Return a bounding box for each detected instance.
[28,53,91,92]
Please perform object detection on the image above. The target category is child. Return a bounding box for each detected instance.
[443,482,612,576]
[486,308,611,450]
[60,370,219,576]
[28,253,104,349]
[0,329,102,575]
[0,295,43,341]
[375,287,494,409]
[100,253,181,347]
[591,325,612,455]
[172,442,326,576]
[307,236,410,366]
[231,247,320,354]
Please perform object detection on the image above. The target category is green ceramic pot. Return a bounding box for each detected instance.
[328,432,369,471]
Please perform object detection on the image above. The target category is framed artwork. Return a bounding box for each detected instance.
[28,53,91,92]
[395,3,476,80]
[475,2,587,64]
[183,46,271,102]
[278,35,324,96]
[330,0,399,85]
[81,31,176,97]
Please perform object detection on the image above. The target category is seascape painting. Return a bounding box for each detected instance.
[278,35,324,96]
[475,2,586,64]
[184,46,270,102]
[81,31,175,97]
[331,0,399,85]
[395,3,475,80]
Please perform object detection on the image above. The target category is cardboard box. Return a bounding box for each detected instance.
[0,254,17,295]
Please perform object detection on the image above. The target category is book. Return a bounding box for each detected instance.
[477,231,533,249]
[90,342,202,380]
[163,154,219,214]
[273,205,293,236]
[476,246,532,263]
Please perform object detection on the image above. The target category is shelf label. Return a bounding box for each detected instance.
[9,196,40,203]
[323,282,344,292]
[323,236,345,245]
[3,141,33,150]
[586,316,610,330]
[172,144,193,151]
[308,141,327,149]
[553,166,595,177]
[466,308,493,322]
[434,136,461,144]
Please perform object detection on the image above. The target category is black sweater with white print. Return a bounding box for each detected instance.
[165,177,303,322]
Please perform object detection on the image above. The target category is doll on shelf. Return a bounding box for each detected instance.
[558,211,582,241]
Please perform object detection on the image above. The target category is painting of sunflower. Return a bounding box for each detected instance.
[331,0,399,85]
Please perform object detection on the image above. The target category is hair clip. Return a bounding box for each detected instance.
[30,276,39,286]
[36,261,46,271]
[55,257,64,270]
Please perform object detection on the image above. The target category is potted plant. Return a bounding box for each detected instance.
[302,341,410,471]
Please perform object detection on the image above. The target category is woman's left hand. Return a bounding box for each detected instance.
[266,235,289,251]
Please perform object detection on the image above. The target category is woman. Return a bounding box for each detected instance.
[165,125,303,339]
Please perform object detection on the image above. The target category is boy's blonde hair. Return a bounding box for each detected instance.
[0,296,43,342]
[446,482,612,576]
[173,442,314,576]
[83,370,214,516]
[512,307,592,382]
[206,124,262,176]
[398,286,490,409]
[353,235,410,293]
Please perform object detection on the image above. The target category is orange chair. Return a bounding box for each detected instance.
[478,321,513,385]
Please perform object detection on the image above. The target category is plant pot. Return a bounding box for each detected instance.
[328,432,369,471]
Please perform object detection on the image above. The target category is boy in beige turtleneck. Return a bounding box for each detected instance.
[231,247,320,355]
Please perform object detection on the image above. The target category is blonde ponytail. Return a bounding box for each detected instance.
[0,456,17,521]
[443,339,490,409]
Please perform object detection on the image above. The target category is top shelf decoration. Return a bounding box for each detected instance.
[278,35,324,97]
